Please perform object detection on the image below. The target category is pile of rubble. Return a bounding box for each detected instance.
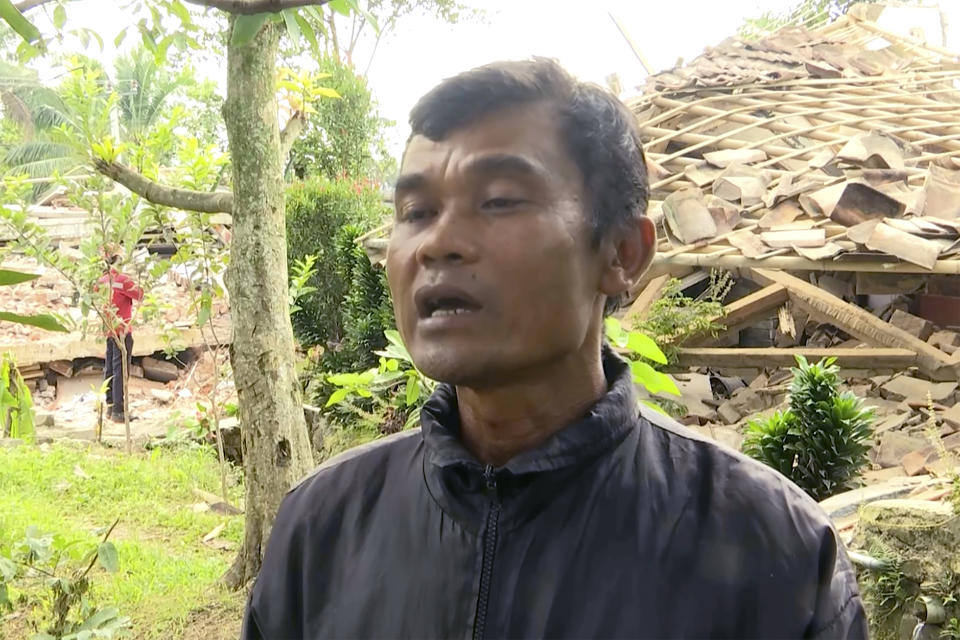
[0,256,225,347]
[669,306,960,486]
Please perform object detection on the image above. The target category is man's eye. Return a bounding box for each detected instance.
[400,207,431,222]
[482,198,523,210]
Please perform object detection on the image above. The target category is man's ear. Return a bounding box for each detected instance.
[598,216,656,299]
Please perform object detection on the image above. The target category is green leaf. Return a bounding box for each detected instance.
[231,13,270,47]
[197,294,211,328]
[0,268,39,286]
[314,86,341,99]
[0,556,16,581]
[630,361,680,396]
[294,12,318,52]
[625,331,668,365]
[97,541,118,573]
[169,1,191,24]
[325,388,349,407]
[0,0,40,43]
[405,379,419,407]
[0,311,69,332]
[328,0,351,16]
[114,28,128,48]
[53,4,66,29]
[281,9,301,45]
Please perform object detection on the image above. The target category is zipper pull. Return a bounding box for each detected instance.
[483,464,497,495]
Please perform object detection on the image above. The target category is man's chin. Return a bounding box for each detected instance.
[411,344,491,387]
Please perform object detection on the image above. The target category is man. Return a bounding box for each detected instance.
[243,59,867,639]
[98,250,143,423]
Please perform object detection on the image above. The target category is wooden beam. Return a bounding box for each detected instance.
[720,284,788,333]
[624,274,669,324]
[4,318,232,368]
[674,347,918,370]
[750,268,957,381]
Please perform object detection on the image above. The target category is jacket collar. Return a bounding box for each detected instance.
[421,347,638,478]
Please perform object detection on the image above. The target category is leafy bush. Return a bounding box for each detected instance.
[285,176,388,352]
[287,55,396,183]
[743,356,874,501]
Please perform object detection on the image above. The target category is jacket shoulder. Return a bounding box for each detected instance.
[283,428,422,515]
[638,404,819,509]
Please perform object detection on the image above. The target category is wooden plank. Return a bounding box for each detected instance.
[674,347,918,370]
[646,253,960,278]
[625,274,669,324]
[685,284,788,346]
[4,318,232,369]
[720,284,789,333]
[750,268,956,381]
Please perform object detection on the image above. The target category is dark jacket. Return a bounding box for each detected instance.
[242,353,867,639]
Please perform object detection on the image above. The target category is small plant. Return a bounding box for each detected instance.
[637,269,731,362]
[0,521,130,639]
[288,254,319,314]
[744,356,874,501]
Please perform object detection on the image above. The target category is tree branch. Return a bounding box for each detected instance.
[93,158,234,214]
[280,111,306,161]
[183,0,330,14]
[13,0,53,13]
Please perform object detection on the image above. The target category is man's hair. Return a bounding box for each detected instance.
[408,58,650,246]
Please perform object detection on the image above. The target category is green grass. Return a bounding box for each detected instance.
[0,442,246,639]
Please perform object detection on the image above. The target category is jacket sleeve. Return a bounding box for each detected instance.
[806,532,869,639]
[118,274,144,301]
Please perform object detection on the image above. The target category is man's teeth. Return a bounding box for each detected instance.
[431,308,471,317]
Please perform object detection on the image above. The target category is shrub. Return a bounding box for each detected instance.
[319,224,395,373]
[285,176,388,350]
[287,55,396,183]
[743,356,874,501]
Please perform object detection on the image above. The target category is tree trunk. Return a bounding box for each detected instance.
[221,19,314,590]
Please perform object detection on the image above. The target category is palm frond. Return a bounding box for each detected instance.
[1,91,34,138]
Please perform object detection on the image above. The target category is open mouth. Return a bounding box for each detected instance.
[415,285,482,320]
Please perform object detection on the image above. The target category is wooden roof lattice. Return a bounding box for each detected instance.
[631,4,960,280]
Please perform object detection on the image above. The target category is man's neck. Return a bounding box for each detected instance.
[456,348,607,467]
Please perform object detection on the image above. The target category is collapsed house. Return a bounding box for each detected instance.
[619,6,960,567]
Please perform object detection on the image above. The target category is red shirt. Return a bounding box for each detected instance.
[97,269,143,335]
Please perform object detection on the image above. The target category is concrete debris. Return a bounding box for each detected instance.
[150,389,174,404]
[928,330,960,355]
[141,357,179,383]
[34,409,55,427]
[876,432,929,469]
[880,376,957,404]
[889,309,935,341]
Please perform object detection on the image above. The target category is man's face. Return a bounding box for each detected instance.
[387,102,608,387]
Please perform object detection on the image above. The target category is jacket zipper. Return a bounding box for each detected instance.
[473,464,501,640]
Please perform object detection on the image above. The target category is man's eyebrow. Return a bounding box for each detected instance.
[465,153,548,181]
[394,172,427,195]
[393,154,548,198]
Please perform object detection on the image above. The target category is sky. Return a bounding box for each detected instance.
[29,0,960,156]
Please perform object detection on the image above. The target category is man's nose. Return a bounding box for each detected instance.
[415,207,479,266]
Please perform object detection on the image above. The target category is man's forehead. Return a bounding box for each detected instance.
[399,103,569,178]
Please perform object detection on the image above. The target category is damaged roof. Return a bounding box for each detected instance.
[632,3,960,279]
